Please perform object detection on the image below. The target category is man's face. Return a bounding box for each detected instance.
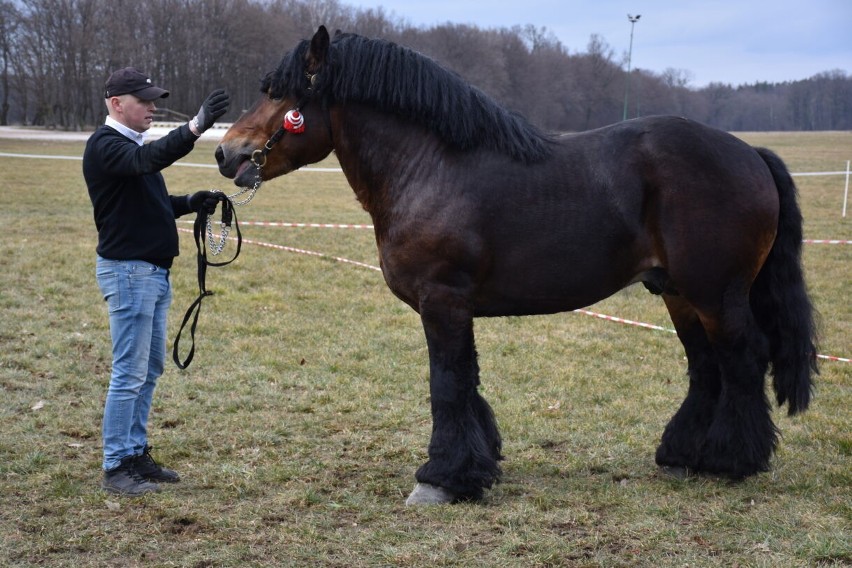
[111,94,157,132]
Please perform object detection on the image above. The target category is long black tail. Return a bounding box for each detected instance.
[750,147,819,415]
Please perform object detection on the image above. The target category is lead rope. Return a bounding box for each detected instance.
[173,192,242,369]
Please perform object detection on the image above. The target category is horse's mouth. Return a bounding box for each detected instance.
[216,144,258,186]
[233,159,261,187]
[216,143,299,186]
[218,152,262,188]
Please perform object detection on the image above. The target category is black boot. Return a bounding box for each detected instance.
[102,456,161,496]
[133,445,180,483]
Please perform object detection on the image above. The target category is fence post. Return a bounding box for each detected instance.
[844,160,850,218]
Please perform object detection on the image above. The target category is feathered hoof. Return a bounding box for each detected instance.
[405,483,456,505]
[658,465,693,480]
[659,465,748,482]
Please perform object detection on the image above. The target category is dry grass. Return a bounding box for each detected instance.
[0,131,849,567]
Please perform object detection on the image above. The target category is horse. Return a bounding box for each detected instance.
[215,26,818,505]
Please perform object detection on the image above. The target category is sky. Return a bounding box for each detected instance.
[344,0,851,88]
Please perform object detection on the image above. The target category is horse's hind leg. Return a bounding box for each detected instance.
[660,284,776,479]
[407,291,502,504]
[696,289,776,478]
[656,295,722,475]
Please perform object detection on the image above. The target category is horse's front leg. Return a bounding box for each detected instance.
[406,290,502,505]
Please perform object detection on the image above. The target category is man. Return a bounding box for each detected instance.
[83,67,229,496]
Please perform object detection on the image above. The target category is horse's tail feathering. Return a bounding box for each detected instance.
[750,147,818,415]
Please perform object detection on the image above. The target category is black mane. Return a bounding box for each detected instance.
[263,33,553,163]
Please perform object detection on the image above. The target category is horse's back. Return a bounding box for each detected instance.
[469,116,779,316]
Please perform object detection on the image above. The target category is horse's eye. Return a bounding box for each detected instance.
[266,88,283,103]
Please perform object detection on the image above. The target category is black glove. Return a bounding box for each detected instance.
[192,89,230,133]
[188,191,220,214]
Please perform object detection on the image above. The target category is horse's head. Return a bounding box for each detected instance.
[216,26,334,187]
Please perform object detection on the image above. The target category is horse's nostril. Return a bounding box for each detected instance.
[214,145,225,166]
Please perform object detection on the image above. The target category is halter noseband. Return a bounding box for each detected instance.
[250,72,318,168]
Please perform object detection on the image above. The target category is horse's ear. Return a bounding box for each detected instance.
[309,25,330,65]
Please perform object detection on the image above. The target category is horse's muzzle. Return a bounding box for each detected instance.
[215,144,258,187]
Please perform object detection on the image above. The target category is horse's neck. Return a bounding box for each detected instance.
[333,105,441,220]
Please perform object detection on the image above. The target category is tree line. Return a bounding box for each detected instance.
[1,0,849,132]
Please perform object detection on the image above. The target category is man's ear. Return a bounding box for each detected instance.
[107,96,121,115]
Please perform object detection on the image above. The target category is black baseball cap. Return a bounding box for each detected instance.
[104,67,169,100]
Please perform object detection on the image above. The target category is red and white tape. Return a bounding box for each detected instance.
[239,237,382,272]
[574,310,676,334]
[802,239,851,245]
[238,221,374,229]
[180,228,380,272]
[179,220,372,229]
[573,309,848,363]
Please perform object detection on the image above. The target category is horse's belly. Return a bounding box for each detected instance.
[377,207,646,318]
[473,263,630,317]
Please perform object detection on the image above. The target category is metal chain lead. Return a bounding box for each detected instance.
[205,190,230,256]
[225,176,262,206]
[204,175,261,255]
[206,219,230,256]
[204,154,264,254]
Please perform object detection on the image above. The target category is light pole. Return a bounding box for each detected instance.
[622,14,641,121]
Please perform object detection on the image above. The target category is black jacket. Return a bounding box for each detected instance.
[83,123,198,268]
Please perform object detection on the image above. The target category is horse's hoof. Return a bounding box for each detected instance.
[405,483,456,505]
[659,465,692,479]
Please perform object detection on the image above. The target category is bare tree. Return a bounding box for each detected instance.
[0,1,19,125]
[561,34,620,129]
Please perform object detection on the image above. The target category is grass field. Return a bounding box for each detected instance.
[0,130,849,567]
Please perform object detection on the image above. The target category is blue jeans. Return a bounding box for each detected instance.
[96,257,172,471]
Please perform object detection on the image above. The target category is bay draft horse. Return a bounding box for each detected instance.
[215,26,818,505]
